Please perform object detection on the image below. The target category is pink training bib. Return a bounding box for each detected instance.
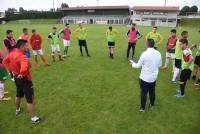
[19,34,29,42]
[128,29,138,43]
[63,28,71,40]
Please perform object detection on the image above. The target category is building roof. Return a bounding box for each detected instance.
[60,5,130,11]
[132,6,179,11]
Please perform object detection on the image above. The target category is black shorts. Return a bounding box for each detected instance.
[78,40,87,46]
[194,56,200,67]
[175,59,182,69]
[108,42,115,48]
[128,42,136,46]
[14,77,34,103]
[180,69,192,82]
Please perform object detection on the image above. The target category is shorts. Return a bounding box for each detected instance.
[175,59,182,69]
[14,77,34,103]
[32,49,44,56]
[0,68,9,81]
[108,42,115,48]
[166,52,175,59]
[128,42,136,46]
[194,56,200,67]
[78,40,87,46]
[51,45,60,53]
[63,39,71,47]
[180,69,192,82]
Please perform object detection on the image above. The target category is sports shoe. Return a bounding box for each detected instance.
[161,66,167,70]
[32,117,42,124]
[176,89,181,94]
[171,80,176,84]
[11,78,15,82]
[0,96,11,101]
[194,82,200,86]
[175,93,185,98]
[150,104,154,111]
[16,108,21,116]
[139,109,145,113]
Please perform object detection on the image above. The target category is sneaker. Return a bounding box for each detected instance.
[171,80,176,84]
[62,55,67,58]
[32,117,42,124]
[175,93,185,98]
[139,109,145,113]
[161,66,167,70]
[87,54,91,57]
[150,104,154,111]
[16,108,21,116]
[194,82,200,86]
[0,96,11,101]
[176,89,181,94]
[11,78,15,82]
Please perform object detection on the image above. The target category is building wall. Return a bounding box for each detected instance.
[131,10,178,27]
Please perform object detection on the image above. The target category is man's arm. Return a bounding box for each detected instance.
[19,55,30,77]
[145,32,150,41]
[158,33,164,44]
[185,55,193,69]
[137,30,143,39]
[126,30,130,37]
[2,56,11,71]
[4,40,15,50]
[131,54,144,68]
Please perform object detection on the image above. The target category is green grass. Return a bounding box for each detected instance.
[0,22,200,134]
[180,18,200,28]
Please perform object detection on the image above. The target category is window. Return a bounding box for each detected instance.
[152,12,168,15]
[88,10,95,13]
[168,19,176,22]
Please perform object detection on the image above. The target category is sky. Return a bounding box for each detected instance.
[0,0,200,12]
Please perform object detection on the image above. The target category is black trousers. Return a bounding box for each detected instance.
[139,79,156,110]
[78,40,89,55]
[127,43,136,58]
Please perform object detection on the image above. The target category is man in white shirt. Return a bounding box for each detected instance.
[130,39,162,112]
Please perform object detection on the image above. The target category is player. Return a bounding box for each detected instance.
[30,29,49,67]
[162,29,177,70]
[145,26,163,49]
[106,26,118,59]
[126,23,143,60]
[19,28,31,58]
[3,30,16,81]
[172,31,189,83]
[75,23,90,57]
[59,23,71,57]
[175,39,194,98]
[0,50,11,101]
[48,27,63,62]
[3,39,42,123]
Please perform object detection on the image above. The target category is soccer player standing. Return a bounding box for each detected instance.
[162,29,177,70]
[126,23,143,60]
[30,29,49,67]
[106,26,118,59]
[48,27,63,62]
[175,39,194,98]
[3,39,42,123]
[145,26,163,49]
[59,23,71,57]
[172,31,189,83]
[75,23,90,57]
[19,28,31,58]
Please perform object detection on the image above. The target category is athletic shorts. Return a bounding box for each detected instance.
[166,52,175,59]
[108,42,115,48]
[180,69,192,82]
[194,56,200,67]
[78,40,87,46]
[51,45,60,53]
[128,42,136,46]
[63,39,70,47]
[175,59,182,69]
[32,49,43,56]
[14,77,34,103]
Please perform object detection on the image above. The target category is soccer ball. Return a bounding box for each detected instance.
[183,49,190,62]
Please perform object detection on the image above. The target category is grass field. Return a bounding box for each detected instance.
[0,21,200,134]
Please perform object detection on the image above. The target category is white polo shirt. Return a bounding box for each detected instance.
[131,48,162,83]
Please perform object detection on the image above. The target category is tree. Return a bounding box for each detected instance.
[61,3,69,8]
[180,6,190,15]
[190,5,198,13]
[19,7,25,13]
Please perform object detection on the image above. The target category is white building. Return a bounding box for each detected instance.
[0,12,5,18]
[131,6,179,27]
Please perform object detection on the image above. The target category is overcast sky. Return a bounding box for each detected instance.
[0,0,199,12]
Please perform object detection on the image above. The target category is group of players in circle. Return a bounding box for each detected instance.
[0,22,200,122]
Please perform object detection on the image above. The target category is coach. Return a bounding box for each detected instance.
[130,39,162,112]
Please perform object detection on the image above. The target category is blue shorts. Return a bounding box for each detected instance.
[25,51,31,58]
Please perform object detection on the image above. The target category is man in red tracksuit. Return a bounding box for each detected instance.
[3,39,42,123]
[30,29,49,67]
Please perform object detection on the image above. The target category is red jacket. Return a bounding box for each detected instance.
[3,49,32,80]
[30,34,42,50]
